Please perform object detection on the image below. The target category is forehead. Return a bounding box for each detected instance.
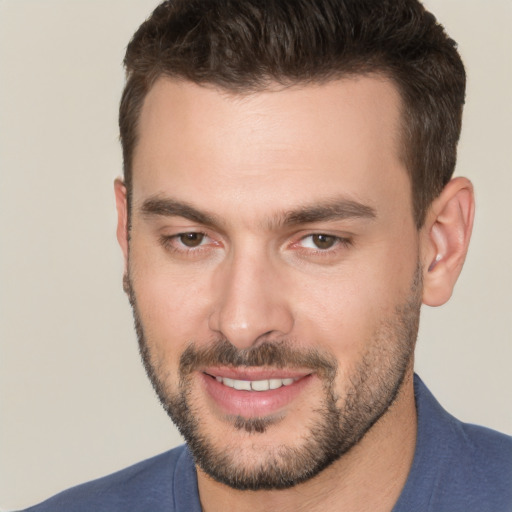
[131,76,411,224]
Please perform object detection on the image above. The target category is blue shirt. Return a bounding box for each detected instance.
[20,376,512,512]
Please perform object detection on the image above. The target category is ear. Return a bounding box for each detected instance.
[114,178,129,271]
[421,177,475,307]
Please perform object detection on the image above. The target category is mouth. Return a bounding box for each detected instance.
[209,374,300,391]
[200,368,314,419]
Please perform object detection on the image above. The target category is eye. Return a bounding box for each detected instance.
[159,231,214,254]
[178,232,206,248]
[299,234,339,250]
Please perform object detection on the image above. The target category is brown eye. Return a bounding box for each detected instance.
[179,232,205,247]
[312,234,336,249]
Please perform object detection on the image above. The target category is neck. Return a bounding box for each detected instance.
[197,370,417,512]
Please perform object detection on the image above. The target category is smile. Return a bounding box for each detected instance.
[211,375,300,391]
[201,369,314,418]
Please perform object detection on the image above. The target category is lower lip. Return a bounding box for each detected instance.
[200,372,313,418]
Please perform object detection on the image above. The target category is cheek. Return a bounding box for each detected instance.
[129,247,215,351]
[291,256,416,360]
[293,276,380,352]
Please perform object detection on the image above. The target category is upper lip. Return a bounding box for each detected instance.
[202,367,312,381]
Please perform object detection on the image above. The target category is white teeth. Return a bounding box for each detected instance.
[215,376,298,391]
[251,379,270,391]
[233,379,251,391]
[269,379,283,390]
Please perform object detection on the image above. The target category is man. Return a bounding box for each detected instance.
[20,0,512,511]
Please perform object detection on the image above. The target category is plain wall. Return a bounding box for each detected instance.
[1,0,511,509]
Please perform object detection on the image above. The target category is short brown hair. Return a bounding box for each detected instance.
[120,0,465,228]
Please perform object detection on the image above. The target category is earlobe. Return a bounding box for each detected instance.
[421,177,475,307]
[114,178,129,270]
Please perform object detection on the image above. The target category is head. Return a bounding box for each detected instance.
[115,0,474,492]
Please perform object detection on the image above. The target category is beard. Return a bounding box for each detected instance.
[124,266,421,491]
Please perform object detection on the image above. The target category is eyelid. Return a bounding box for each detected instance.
[288,232,353,260]
[159,230,219,253]
[296,233,352,247]
[158,228,352,259]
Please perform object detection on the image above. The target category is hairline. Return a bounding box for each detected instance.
[124,69,420,228]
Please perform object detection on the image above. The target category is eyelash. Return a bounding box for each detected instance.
[292,234,353,257]
[159,232,214,255]
[159,232,353,258]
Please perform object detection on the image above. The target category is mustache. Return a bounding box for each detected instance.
[179,338,338,381]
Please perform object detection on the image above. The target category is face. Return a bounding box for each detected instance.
[119,77,423,490]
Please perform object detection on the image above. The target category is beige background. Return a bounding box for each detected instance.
[1,0,511,509]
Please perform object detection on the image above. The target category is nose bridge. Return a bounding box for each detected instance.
[209,242,293,348]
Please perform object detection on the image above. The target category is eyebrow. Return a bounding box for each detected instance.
[140,196,376,229]
[282,200,376,226]
[141,197,219,226]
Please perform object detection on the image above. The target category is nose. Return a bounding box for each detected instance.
[208,248,294,349]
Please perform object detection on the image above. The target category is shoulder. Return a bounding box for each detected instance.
[395,375,512,512]
[416,375,512,481]
[455,419,512,465]
[18,445,195,512]
[438,417,512,505]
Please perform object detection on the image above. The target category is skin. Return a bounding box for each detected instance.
[115,76,474,511]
